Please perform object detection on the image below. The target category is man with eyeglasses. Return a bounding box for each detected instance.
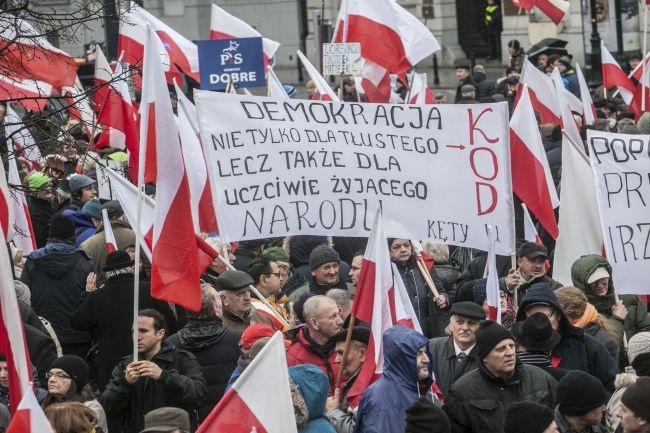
[247,256,288,324]
[216,270,277,332]
[516,282,617,392]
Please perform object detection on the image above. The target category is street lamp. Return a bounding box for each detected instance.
[589,0,603,89]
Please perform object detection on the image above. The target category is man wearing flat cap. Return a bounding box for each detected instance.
[428,302,485,395]
[454,64,476,103]
[216,270,276,332]
[141,407,189,433]
[504,241,562,303]
[325,326,370,433]
[444,320,557,433]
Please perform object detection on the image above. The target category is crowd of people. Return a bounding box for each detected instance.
[1,30,650,433]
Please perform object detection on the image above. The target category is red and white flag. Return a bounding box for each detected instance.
[510,85,560,239]
[297,50,340,101]
[518,58,562,124]
[550,67,583,115]
[267,66,290,99]
[333,0,440,79]
[5,388,53,433]
[93,45,114,113]
[392,264,423,333]
[601,42,636,105]
[0,226,32,414]
[0,75,51,112]
[197,332,297,433]
[575,63,596,126]
[485,226,502,323]
[174,82,219,234]
[521,203,542,244]
[534,0,569,24]
[0,159,13,242]
[119,2,200,84]
[0,13,77,90]
[102,209,117,253]
[4,105,42,171]
[209,4,280,69]
[408,73,434,104]
[63,76,96,139]
[6,139,35,255]
[629,58,650,118]
[139,25,202,311]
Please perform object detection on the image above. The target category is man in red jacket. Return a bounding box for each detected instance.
[287,295,343,393]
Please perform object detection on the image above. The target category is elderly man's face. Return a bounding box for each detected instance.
[221,287,252,317]
[483,339,516,378]
[449,315,480,350]
[312,262,340,286]
[455,68,469,81]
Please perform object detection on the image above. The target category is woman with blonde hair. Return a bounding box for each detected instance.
[45,402,97,433]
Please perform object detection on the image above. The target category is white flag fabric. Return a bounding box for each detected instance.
[485,226,502,323]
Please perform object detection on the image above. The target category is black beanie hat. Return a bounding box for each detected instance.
[309,245,340,270]
[476,320,515,360]
[103,250,135,272]
[405,397,450,433]
[50,355,89,389]
[621,376,650,421]
[558,370,609,416]
[49,214,76,241]
[504,401,555,433]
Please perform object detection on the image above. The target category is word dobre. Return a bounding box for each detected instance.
[195,91,515,255]
[588,131,650,294]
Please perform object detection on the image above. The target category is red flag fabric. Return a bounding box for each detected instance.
[408,73,435,104]
[517,58,562,124]
[601,42,636,105]
[197,332,298,433]
[534,0,569,24]
[0,75,51,111]
[485,227,502,323]
[209,4,280,69]
[5,388,54,433]
[510,85,559,239]
[0,158,13,242]
[512,0,536,10]
[297,51,339,101]
[93,46,113,114]
[63,76,96,139]
[174,83,219,234]
[102,209,118,253]
[119,2,199,84]
[0,13,77,90]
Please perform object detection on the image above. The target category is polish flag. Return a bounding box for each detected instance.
[518,58,562,125]
[139,25,203,311]
[552,93,604,285]
[102,209,118,253]
[174,82,219,234]
[629,60,650,118]
[0,158,14,242]
[267,66,290,99]
[105,167,217,274]
[485,226,502,323]
[332,0,440,79]
[410,239,435,271]
[93,46,114,114]
[521,203,543,243]
[392,264,423,333]
[119,2,200,84]
[0,13,78,90]
[4,105,42,171]
[0,226,33,414]
[510,85,560,239]
[63,76,96,139]
[297,50,340,101]
[534,0,569,24]
[5,388,53,433]
[601,42,636,105]
[551,67,583,115]
[512,0,536,10]
[209,4,280,69]
[6,138,35,255]
[360,69,393,103]
[0,75,52,111]
[575,64,596,126]
[197,332,298,433]
[408,73,435,104]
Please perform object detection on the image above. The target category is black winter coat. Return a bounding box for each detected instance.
[166,317,241,421]
[24,324,57,386]
[394,258,448,338]
[27,197,54,249]
[71,275,179,391]
[444,363,557,433]
[100,347,207,433]
[21,243,94,345]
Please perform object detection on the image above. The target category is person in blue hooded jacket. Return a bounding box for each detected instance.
[353,325,436,433]
[288,364,337,433]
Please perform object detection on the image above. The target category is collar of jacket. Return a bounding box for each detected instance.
[300,327,334,357]
[222,307,250,324]
[96,219,132,234]
[478,359,523,385]
[445,336,478,360]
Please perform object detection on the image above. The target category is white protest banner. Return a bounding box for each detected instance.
[322,43,362,76]
[587,130,650,294]
[195,92,516,255]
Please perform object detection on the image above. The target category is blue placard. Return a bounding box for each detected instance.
[197,37,265,90]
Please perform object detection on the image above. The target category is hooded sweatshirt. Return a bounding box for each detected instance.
[354,326,434,433]
[517,284,617,391]
[571,254,650,348]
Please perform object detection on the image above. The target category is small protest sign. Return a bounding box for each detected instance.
[195,92,516,255]
[322,43,362,76]
[588,130,650,294]
[197,37,265,90]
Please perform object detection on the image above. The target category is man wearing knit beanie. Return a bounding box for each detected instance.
[618,377,650,433]
[505,401,557,433]
[554,371,609,433]
[444,320,557,433]
[405,397,450,433]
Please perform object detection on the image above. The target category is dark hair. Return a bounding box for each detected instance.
[507,39,520,50]
[247,256,277,285]
[45,402,97,433]
[138,309,168,336]
[352,250,365,258]
[505,66,518,76]
[43,381,95,408]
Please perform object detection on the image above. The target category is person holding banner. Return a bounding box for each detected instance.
[389,239,448,338]
[571,255,650,358]
[504,242,562,304]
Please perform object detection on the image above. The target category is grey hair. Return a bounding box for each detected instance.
[303,295,335,322]
[326,288,352,307]
[421,241,449,264]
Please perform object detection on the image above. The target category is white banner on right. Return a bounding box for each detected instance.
[587,130,650,295]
